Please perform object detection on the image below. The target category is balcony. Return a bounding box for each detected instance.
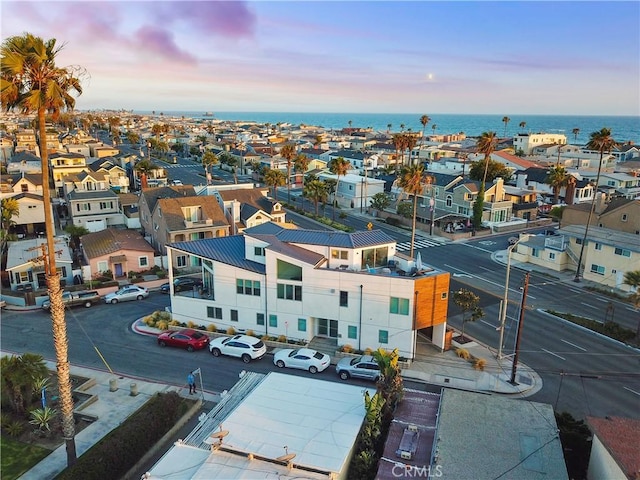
[184,218,213,228]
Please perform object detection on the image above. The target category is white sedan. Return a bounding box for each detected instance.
[104,285,149,304]
[273,348,331,374]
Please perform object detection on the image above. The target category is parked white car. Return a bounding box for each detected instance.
[273,348,331,374]
[209,334,267,363]
[104,285,149,304]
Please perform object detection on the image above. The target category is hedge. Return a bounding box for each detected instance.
[55,392,193,480]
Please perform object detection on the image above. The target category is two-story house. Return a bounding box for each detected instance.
[166,223,451,358]
[139,185,197,238]
[49,152,89,197]
[151,196,229,263]
[0,173,51,237]
[512,132,567,155]
[562,198,640,235]
[65,171,122,231]
[318,172,386,209]
[216,187,286,234]
[89,158,130,193]
[6,237,74,291]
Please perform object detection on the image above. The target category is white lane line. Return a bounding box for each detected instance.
[560,339,587,351]
[581,302,596,309]
[594,297,609,303]
[627,307,639,312]
[623,386,640,397]
[568,288,582,294]
[541,348,566,360]
[461,243,494,254]
[480,319,498,329]
[478,266,494,272]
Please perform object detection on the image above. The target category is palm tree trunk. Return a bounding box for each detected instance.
[39,107,77,465]
[410,194,418,258]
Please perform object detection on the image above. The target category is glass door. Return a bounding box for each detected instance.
[318,318,338,338]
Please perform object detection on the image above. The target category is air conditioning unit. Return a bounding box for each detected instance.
[400,451,412,460]
[408,424,418,432]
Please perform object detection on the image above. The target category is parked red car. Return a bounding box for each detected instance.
[157,329,210,352]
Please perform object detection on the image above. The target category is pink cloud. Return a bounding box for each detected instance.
[133,26,196,65]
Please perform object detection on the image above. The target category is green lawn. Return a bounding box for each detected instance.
[0,435,52,480]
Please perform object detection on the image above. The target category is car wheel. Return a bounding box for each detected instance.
[111,299,118,304]
[309,366,318,374]
[339,371,350,380]
[187,345,194,352]
[276,360,285,368]
[159,341,166,347]
[136,295,143,300]
[241,354,251,364]
[84,301,92,308]
[211,348,221,357]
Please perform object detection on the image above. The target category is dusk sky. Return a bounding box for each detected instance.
[3,1,639,116]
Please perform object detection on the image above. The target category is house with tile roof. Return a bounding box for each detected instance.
[80,228,156,279]
[586,416,640,480]
[148,195,229,261]
[215,187,286,234]
[166,222,451,357]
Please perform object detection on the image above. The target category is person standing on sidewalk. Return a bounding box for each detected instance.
[187,371,196,394]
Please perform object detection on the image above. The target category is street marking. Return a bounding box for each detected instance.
[478,266,494,272]
[568,288,582,294]
[541,348,566,360]
[480,319,498,329]
[626,307,639,312]
[581,302,596,309]
[560,339,587,351]
[594,297,609,303]
[623,386,640,397]
[461,243,494,254]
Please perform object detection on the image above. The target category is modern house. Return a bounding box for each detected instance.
[166,223,451,357]
[80,228,156,279]
[586,416,640,480]
[512,132,567,155]
[5,237,73,291]
[317,172,386,210]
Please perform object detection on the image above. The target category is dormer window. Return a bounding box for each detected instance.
[183,206,201,221]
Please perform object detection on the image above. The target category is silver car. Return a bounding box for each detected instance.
[335,355,380,381]
[104,285,149,304]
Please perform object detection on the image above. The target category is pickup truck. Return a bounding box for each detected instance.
[42,291,101,310]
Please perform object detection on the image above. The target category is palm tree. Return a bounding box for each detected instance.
[397,164,431,258]
[419,115,431,147]
[0,353,48,415]
[1,33,83,466]
[405,134,418,167]
[201,151,218,183]
[519,121,526,132]
[1,197,19,234]
[574,128,617,282]
[134,159,157,189]
[328,156,351,221]
[348,120,353,129]
[294,153,309,210]
[279,143,296,204]
[546,166,571,204]
[400,123,405,132]
[387,123,392,133]
[264,168,286,201]
[572,128,580,143]
[392,133,404,173]
[431,124,437,135]
[304,178,328,216]
[473,131,498,228]
[502,116,511,137]
[151,123,163,140]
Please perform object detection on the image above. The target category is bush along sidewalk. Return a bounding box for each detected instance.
[546,310,639,347]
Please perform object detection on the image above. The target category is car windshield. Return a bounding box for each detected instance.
[252,341,265,349]
[351,356,364,366]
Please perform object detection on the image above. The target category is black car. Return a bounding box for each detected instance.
[160,277,203,294]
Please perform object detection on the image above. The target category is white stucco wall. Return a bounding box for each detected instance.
[587,435,626,480]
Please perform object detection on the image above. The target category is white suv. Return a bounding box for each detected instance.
[209,334,267,363]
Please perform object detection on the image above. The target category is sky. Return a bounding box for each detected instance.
[2,1,639,116]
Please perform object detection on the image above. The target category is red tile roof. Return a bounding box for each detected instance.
[587,416,640,479]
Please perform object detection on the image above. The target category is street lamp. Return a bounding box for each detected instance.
[498,236,527,360]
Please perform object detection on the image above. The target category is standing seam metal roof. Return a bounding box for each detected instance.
[168,236,265,274]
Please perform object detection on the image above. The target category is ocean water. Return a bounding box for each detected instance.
[137,111,640,145]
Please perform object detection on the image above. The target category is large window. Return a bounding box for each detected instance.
[348,325,357,339]
[237,279,260,296]
[298,318,306,332]
[269,314,278,328]
[590,264,605,275]
[277,260,302,281]
[331,249,348,260]
[231,309,238,322]
[176,255,187,267]
[277,283,302,301]
[257,313,265,325]
[207,306,222,319]
[390,297,410,315]
[615,248,631,257]
[379,330,389,344]
[254,247,265,256]
[97,261,108,272]
[361,246,388,269]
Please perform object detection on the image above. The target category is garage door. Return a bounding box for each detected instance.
[85,219,106,232]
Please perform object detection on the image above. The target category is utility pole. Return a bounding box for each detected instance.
[510,271,530,385]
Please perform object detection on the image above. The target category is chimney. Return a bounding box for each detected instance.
[595,192,607,215]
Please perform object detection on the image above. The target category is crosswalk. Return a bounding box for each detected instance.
[395,238,447,252]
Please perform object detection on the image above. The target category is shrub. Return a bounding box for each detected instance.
[245,329,255,337]
[29,407,58,432]
[187,321,197,329]
[456,348,470,360]
[5,420,24,437]
[143,315,154,325]
[157,270,167,279]
[364,347,373,355]
[474,358,487,371]
[156,320,168,331]
[0,412,9,428]
[226,327,236,335]
[261,335,273,342]
[169,320,180,326]
[206,324,217,332]
[277,335,287,343]
[341,344,354,353]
